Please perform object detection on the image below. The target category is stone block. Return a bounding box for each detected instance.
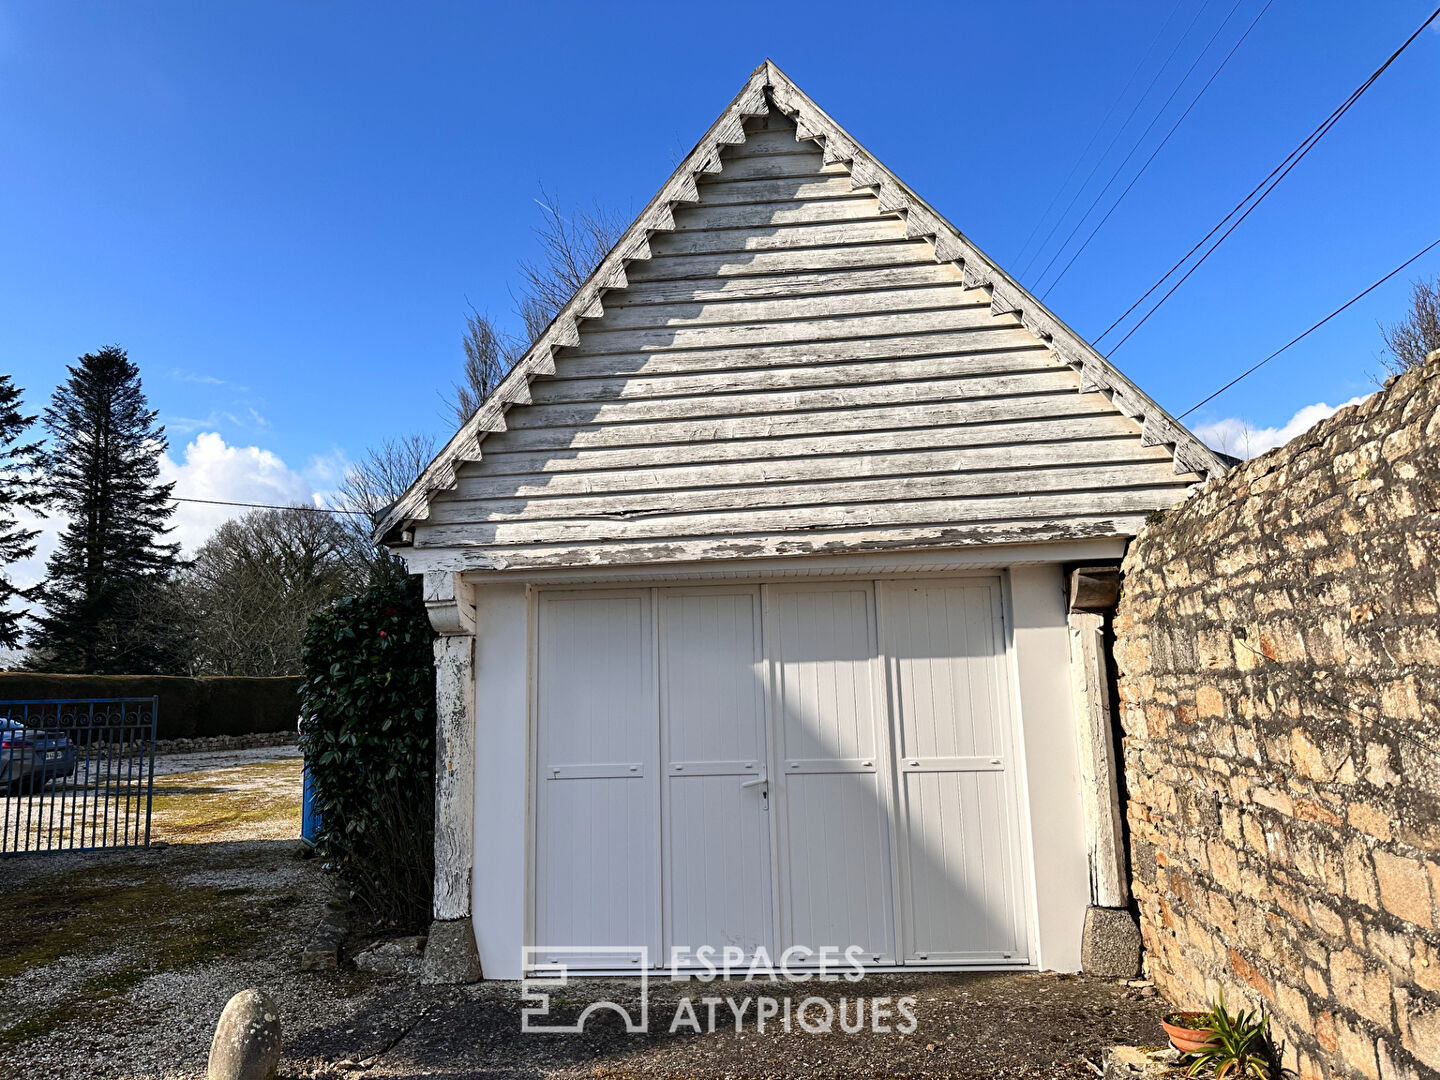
[208,989,281,1080]
[1081,906,1143,978]
[354,935,427,976]
[421,916,483,984]
[1374,850,1433,927]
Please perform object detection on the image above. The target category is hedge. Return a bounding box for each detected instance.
[0,674,301,740]
[299,575,435,926]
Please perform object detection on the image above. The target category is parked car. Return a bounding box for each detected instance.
[0,717,77,794]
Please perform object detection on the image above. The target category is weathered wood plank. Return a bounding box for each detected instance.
[670,197,881,231]
[569,304,1011,355]
[605,263,963,306]
[647,218,904,255]
[703,152,846,181]
[428,461,1189,524]
[622,240,935,282]
[469,414,1150,478]
[583,283,985,333]
[478,393,1127,453]
[726,128,810,155]
[550,326,1039,379]
[506,370,1081,429]
[697,175,859,205]
[405,517,1150,572]
[450,438,1179,501]
[413,487,1189,547]
[531,349,1059,404]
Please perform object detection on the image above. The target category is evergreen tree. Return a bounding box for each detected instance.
[0,376,43,650]
[30,346,181,673]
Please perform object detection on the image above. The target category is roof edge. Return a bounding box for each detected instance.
[377,60,1225,545]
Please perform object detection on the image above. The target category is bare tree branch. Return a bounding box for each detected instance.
[1381,276,1440,374]
[446,189,625,429]
[452,305,522,430]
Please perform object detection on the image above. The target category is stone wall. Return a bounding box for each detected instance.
[1114,356,1440,1080]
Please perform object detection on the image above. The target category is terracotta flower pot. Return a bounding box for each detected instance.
[1162,1012,1218,1054]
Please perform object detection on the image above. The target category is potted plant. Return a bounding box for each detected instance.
[1164,990,1278,1079]
[1162,1010,1219,1054]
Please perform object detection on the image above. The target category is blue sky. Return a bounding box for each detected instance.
[1,1,1438,566]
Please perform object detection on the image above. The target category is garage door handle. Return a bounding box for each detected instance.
[740,774,768,789]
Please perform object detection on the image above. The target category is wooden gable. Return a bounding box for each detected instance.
[384,63,1225,572]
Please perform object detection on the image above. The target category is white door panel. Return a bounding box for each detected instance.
[534,591,658,967]
[881,579,1029,963]
[531,577,1032,973]
[767,584,896,962]
[659,588,774,961]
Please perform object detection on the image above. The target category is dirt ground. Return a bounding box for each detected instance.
[0,839,1169,1080]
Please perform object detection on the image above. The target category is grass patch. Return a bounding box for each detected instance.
[149,758,301,843]
[0,860,280,1050]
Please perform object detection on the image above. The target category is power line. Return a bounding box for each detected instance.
[1177,234,1440,419]
[172,496,367,516]
[1038,0,1273,297]
[1019,0,1213,280]
[1035,0,1250,294]
[1101,4,1440,354]
[1012,0,1186,269]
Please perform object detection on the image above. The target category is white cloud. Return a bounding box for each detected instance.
[158,432,341,554]
[1193,395,1370,459]
[5,434,346,617]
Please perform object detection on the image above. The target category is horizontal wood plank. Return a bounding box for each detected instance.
[648,218,905,255]
[670,197,882,231]
[701,152,846,181]
[730,128,811,155]
[604,263,964,306]
[585,283,985,333]
[550,326,1041,379]
[429,461,1189,524]
[568,304,1012,354]
[414,487,1189,547]
[531,349,1059,404]
[622,241,935,282]
[505,370,1081,429]
[697,175,859,205]
[450,438,1179,501]
[467,414,1150,478]
[409,517,1157,570]
[478,393,1127,453]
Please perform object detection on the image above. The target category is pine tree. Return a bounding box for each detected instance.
[30,346,181,673]
[0,376,43,650]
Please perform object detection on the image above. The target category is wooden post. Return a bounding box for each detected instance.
[1067,566,1128,907]
[1068,566,1141,976]
[420,571,483,982]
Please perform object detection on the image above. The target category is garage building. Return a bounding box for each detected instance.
[378,61,1226,982]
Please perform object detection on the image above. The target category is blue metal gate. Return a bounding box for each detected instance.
[1,697,159,855]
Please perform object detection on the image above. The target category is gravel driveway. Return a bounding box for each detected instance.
[0,840,1167,1080]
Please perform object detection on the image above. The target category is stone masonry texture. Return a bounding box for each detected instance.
[1114,356,1440,1080]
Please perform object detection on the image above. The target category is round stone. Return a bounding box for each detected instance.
[207,989,281,1080]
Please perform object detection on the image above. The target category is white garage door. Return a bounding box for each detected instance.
[533,578,1031,969]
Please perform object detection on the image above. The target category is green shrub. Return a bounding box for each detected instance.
[299,575,436,928]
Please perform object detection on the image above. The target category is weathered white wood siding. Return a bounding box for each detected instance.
[414,111,1198,569]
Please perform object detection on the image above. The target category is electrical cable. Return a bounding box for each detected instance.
[1177,234,1440,419]
[1012,0,1186,269]
[1038,0,1273,297]
[1100,5,1440,353]
[172,496,366,516]
[1019,0,1213,279]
